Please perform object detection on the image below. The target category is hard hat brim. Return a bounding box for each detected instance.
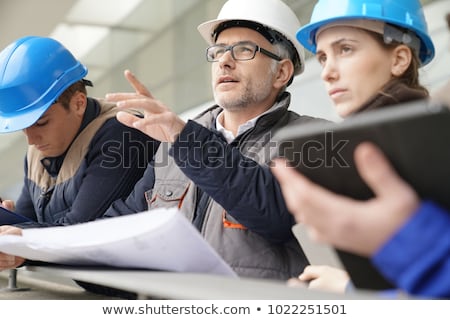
[297,16,435,66]
[198,18,226,46]
[0,101,52,133]
[0,64,88,133]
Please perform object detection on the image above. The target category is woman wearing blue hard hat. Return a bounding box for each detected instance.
[272,0,449,298]
[0,36,158,225]
[296,0,434,118]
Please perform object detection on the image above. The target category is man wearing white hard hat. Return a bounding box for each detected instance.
[105,0,329,280]
[1,0,327,279]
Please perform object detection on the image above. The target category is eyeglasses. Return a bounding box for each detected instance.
[206,41,282,62]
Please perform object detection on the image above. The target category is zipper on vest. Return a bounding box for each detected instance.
[39,186,54,210]
[193,187,211,232]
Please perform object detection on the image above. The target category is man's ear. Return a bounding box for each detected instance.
[391,45,412,77]
[274,59,294,89]
[70,91,87,115]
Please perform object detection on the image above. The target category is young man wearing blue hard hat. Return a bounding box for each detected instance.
[0,36,158,226]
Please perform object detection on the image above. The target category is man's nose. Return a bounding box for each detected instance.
[218,49,235,68]
[23,126,39,145]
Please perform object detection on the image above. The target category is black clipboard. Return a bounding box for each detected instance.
[0,206,34,225]
[277,99,450,290]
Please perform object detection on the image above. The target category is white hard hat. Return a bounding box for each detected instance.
[198,0,305,75]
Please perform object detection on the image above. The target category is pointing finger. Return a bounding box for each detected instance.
[124,69,153,98]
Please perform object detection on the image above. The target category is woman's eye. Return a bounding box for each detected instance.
[316,54,326,65]
[341,46,352,54]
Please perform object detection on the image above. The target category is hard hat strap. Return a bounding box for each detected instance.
[82,79,94,87]
[213,20,281,44]
[383,24,421,56]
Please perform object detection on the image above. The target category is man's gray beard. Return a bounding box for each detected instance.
[214,78,273,112]
[215,94,249,112]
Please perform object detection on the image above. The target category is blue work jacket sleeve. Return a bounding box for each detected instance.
[372,200,450,298]
[14,157,39,220]
[170,120,295,244]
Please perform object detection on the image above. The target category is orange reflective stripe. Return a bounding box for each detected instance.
[222,210,247,230]
[177,183,190,209]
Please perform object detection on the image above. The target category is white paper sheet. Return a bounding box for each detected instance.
[0,208,237,277]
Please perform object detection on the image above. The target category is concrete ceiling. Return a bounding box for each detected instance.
[0,0,440,52]
[0,0,76,51]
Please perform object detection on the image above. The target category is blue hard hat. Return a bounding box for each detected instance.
[0,36,88,133]
[296,0,435,65]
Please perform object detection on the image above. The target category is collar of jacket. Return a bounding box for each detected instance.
[356,80,429,114]
[192,92,292,132]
